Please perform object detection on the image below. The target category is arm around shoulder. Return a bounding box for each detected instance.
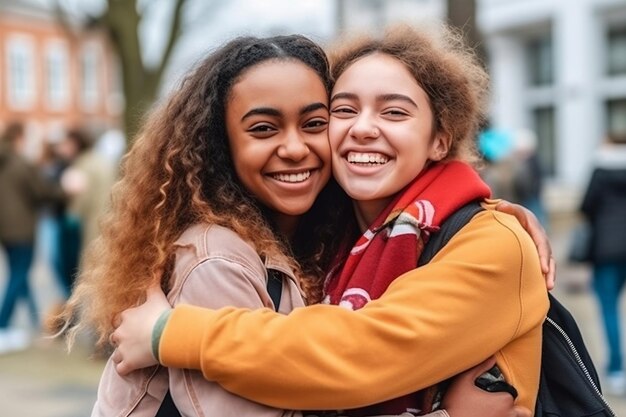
[160,211,548,410]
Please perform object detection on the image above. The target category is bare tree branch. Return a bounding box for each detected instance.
[151,0,187,85]
[51,0,218,143]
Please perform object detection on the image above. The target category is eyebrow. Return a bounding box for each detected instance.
[379,93,418,108]
[241,107,281,122]
[300,102,328,115]
[330,92,419,109]
[241,102,328,122]
[330,92,357,103]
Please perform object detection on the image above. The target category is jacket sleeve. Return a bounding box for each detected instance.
[168,253,295,416]
[159,211,548,411]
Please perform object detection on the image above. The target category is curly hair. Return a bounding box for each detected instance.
[328,24,490,164]
[60,34,350,347]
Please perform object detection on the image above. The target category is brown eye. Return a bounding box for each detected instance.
[247,124,277,138]
[303,119,328,131]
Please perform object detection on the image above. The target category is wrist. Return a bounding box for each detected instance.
[151,308,172,362]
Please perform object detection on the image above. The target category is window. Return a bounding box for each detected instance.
[606,98,626,141]
[5,35,35,109]
[607,27,626,76]
[526,36,553,86]
[80,44,101,111]
[533,106,556,176]
[45,41,69,110]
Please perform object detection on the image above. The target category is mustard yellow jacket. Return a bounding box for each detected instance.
[159,206,549,414]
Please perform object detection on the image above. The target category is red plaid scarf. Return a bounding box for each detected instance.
[324,161,491,416]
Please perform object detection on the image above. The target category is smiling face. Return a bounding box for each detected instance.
[329,53,449,228]
[226,59,331,231]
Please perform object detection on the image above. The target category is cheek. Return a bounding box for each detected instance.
[310,139,333,183]
[328,121,346,153]
[230,144,260,184]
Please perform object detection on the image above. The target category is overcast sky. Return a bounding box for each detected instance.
[37,0,337,92]
[161,0,337,90]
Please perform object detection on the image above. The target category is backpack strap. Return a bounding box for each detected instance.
[155,269,283,417]
[267,269,283,312]
[155,390,181,417]
[418,201,485,266]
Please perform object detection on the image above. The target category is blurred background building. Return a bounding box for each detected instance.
[0,0,122,158]
[479,0,626,211]
[2,0,618,205]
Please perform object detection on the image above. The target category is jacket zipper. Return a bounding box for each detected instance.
[545,317,616,416]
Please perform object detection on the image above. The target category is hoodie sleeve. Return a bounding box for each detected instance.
[158,210,548,412]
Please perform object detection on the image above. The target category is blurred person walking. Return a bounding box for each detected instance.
[0,122,63,353]
[581,133,626,395]
[478,127,516,200]
[479,128,548,229]
[54,128,116,295]
[39,141,71,298]
[510,129,548,229]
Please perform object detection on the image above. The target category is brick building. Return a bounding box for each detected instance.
[0,0,122,156]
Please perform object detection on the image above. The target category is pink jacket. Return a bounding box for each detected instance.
[91,223,305,417]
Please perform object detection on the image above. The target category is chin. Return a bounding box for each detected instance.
[278,204,313,217]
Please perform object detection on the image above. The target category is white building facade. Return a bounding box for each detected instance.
[478,0,626,209]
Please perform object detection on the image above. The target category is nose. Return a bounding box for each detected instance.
[348,112,380,141]
[277,129,310,161]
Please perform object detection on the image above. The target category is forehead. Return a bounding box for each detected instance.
[229,60,327,103]
[334,53,419,92]
[333,52,430,105]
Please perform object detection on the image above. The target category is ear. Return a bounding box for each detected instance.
[428,131,451,162]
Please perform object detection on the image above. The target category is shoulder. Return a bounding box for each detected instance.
[448,200,534,247]
[168,224,274,308]
[175,223,265,275]
[471,207,537,258]
[435,204,541,277]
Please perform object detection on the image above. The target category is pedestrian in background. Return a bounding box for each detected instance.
[581,132,626,395]
[510,129,548,229]
[39,141,70,299]
[55,128,116,294]
[0,121,64,353]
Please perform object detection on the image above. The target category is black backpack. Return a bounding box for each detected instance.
[419,202,616,417]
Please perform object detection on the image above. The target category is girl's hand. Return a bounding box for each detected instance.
[110,285,171,375]
[495,200,556,290]
[442,357,531,417]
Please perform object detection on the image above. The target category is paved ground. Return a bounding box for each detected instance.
[1,213,626,416]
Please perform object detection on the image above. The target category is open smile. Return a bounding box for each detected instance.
[269,170,313,184]
[346,151,389,166]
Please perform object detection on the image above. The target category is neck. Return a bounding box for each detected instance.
[273,213,300,240]
[353,198,393,233]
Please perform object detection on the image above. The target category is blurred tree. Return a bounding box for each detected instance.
[57,0,221,144]
[446,0,487,66]
[100,0,187,144]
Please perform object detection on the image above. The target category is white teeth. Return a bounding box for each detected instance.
[347,152,389,164]
[272,170,311,183]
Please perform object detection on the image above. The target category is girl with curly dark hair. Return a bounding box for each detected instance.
[59,34,355,416]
